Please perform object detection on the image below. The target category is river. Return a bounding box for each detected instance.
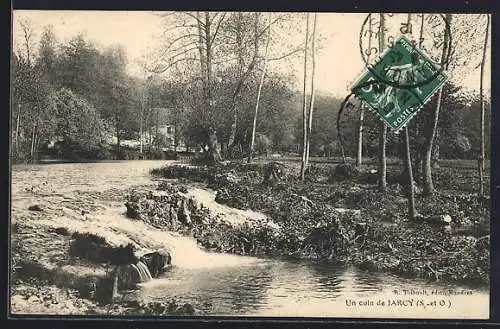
[10,160,489,319]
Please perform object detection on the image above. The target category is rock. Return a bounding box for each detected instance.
[49,227,71,236]
[109,243,137,266]
[28,205,43,211]
[262,162,285,185]
[169,206,179,228]
[125,201,140,219]
[115,264,142,290]
[426,214,452,226]
[139,250,172,278]
[188,197,199,211]
[442,214,452,224]
[177,199,192,226]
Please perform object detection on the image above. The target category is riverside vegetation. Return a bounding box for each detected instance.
[10,158,489,316]
[128,159,489,286]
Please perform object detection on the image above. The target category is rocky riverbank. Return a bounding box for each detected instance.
[10,161,203,316]
[137,160,489,286]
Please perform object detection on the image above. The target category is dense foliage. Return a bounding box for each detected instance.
[12,14,490,165]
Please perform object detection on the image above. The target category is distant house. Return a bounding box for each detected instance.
[105,107,186,151]
[158,124,175,139]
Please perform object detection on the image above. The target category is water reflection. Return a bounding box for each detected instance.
[309,262,347,295]
[138,262,274,314]
[351,267,383,294]
[130,258,490,317]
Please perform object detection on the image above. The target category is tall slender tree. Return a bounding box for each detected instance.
[300,13,310,182]
[422,14,452,195]
[378,13,387,192]
[403,14,417,219]
[305,13,318,169]
[478,14,490,197]
[248,12,272,163]
[356,14,372,167]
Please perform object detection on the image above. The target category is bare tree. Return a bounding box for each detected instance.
[226,13,294,157]
[422,14,452,195]
[356,14,372,167]
[149,12,304,161]
[248,12,272,163]
[403,14,417,219]
[19,19,35,65]
[18,19,39,159]
[479,14,490,197]
[300,13,310,182]
[146,12,226,160]
[377,13,387,192]
[304,13,318,170]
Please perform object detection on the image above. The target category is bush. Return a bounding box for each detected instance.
[328,164,360,182]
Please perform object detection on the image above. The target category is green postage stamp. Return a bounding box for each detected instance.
[352,36,448,132]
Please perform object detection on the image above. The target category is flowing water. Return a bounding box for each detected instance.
[11,160,489,319]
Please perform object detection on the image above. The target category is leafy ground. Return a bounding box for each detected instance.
[143,158,490,286]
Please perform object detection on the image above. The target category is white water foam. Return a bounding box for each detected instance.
[38,205,264,269]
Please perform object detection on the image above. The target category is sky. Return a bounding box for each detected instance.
[12,10,491,98]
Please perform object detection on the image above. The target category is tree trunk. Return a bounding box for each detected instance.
[34,129,41,161]
[356,14,372,168]
[422,14,451,195]
[300,13,310,182]
[196,12,207,102]
[140,84,145,155]
[15,111,20,152]
[227,12,244,157]
[207,127,222,163]
[155,107,159,150]
[403,126,416,218]
[432,135,440,169]
[479,14,489,197]
[356,106,364,166]
[305,13,318,169]
[116,115,121,157]
[378,13,387,192]
[248,13,272,163]
[174,124,178,152]
[204,12,213,110]
[30,122,36,158]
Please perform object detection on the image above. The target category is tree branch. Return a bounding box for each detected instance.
[210,12,227,46]
[147,56,198,74]
[183,11,206,28]
[162,23,199,36]
[267,47,304,61]
[157,33,205,60]
[158,47,199,64]
[256,15,284,40]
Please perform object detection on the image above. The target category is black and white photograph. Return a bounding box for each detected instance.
[10,10,491,319]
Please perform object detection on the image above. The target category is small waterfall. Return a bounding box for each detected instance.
[135,261,153,282]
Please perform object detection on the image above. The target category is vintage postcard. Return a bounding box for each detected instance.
[10,10,491,319]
